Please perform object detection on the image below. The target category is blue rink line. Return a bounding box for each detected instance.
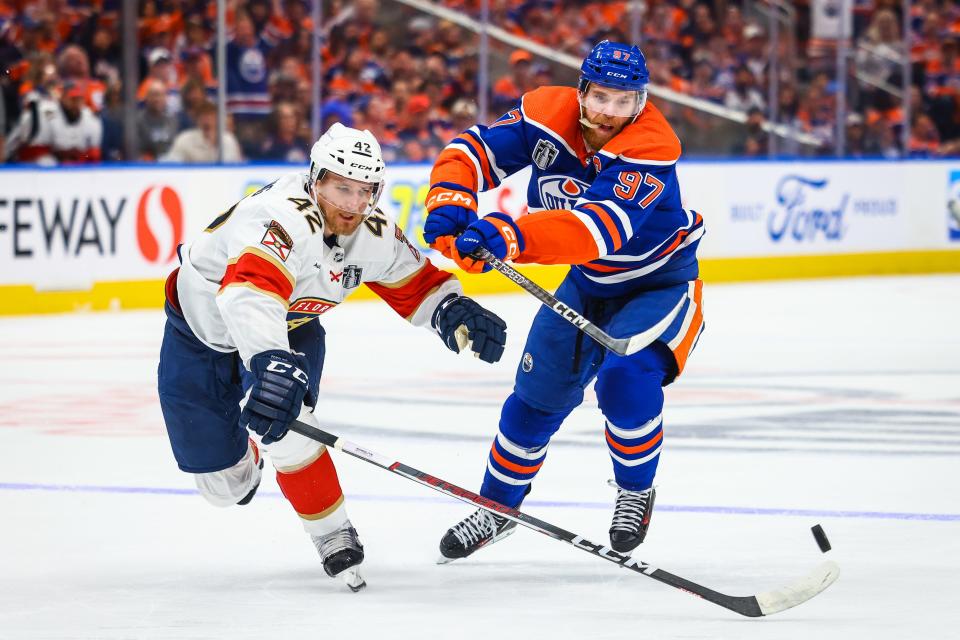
[2,481,958,522]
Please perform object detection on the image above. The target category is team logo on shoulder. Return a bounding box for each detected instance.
[537,175,591,210]
[522,352,534,373]
[261,220,294,261]
[287,297,337,330]
[342,265,363,289]
[395,226,421,260]
[532,139,560,170]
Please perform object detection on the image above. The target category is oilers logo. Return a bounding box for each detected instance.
[538,175,591,210]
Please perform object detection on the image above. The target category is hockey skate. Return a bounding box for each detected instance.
[312,521,366,592]
[438,508,518,563]
[608,486,656,552]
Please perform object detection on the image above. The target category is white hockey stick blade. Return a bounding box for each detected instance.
[754,560,840,615]
[341,568,367,593]
[617,295,687,356]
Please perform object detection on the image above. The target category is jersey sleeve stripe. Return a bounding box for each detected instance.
[467,126,507,183]
[514,209,602,264]
[456,133,497,189]
[430,146,482,194]
[447,143,489,191]
[366,262,454,320]
[580,203,625,251]
[219,249,295,301]
[594,199,635,238]
[570,209,610,255]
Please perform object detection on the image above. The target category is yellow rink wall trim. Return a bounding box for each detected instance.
[2,249,959,316]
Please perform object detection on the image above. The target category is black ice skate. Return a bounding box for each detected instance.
[438,508,518,563]
[312,521,366,592]
[609,486,656,552]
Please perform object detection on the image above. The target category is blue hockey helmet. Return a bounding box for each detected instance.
[579,40,649,93]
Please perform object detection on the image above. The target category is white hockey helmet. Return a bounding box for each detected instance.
[308,122,386,217]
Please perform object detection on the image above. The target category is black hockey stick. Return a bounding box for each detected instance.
[472,248,685,356]
[289,417,839,617]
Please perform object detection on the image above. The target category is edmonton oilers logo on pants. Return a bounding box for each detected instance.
[137,185,184,263]
[522,352,534,372]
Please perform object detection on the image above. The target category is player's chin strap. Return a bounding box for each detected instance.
[287,412,841,618]
[471,247,683,356]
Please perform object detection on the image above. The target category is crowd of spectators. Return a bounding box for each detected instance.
[0,0,958,165]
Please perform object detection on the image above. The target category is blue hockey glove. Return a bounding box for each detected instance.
[432,294,507,364]
[454,212,525,263]
[423,184,478,244]
[241,350,316,444]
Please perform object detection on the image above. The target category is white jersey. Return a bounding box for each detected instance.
[173,171,462,366]
[5,94,103,164]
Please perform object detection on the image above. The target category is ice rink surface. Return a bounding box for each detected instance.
[1,274,958,639]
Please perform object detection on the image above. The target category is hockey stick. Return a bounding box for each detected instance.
[289,417,839,617]
[472,248,685,356]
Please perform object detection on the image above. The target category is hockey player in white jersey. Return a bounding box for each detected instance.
[157,123,507,589]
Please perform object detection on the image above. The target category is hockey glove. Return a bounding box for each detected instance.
[423,184,478,244]
[241,350,316,444]
[432,236,489,273]
[455,212,524,264]
[432,294,507,363]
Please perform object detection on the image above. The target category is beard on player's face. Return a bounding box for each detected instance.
[312,173,376,237]
[581,110,630,150]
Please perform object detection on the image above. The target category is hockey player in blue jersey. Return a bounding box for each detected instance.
[424,41,706,560]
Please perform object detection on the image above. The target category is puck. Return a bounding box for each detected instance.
[811,524,831,553]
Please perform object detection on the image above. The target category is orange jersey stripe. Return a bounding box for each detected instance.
[671,279,704,374]
[430,146,481,193]
[460,134,496,188]
[654,228,690,260]
[605,429,663,455]
[366,262,453,319]
[581,203,623,252]
[582,262,630,273]
[220,251,294,301]
[515,209,600,265]
[490,444,544,475]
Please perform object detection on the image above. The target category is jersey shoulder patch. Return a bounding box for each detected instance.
[601,101,682,165]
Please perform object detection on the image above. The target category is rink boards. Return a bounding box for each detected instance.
[1,159,959,315]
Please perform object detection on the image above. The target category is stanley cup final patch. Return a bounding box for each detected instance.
[342,265,363,289]
[261,220,294,261]
[532,139,559,170]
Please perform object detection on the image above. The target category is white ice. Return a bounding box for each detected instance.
[1,275,958,639]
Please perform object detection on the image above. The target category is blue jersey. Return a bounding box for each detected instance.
[431,86,703,297]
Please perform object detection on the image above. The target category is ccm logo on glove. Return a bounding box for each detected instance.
[266,360,309,385]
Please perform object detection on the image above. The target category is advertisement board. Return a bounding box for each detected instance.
[1,160,958,312]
